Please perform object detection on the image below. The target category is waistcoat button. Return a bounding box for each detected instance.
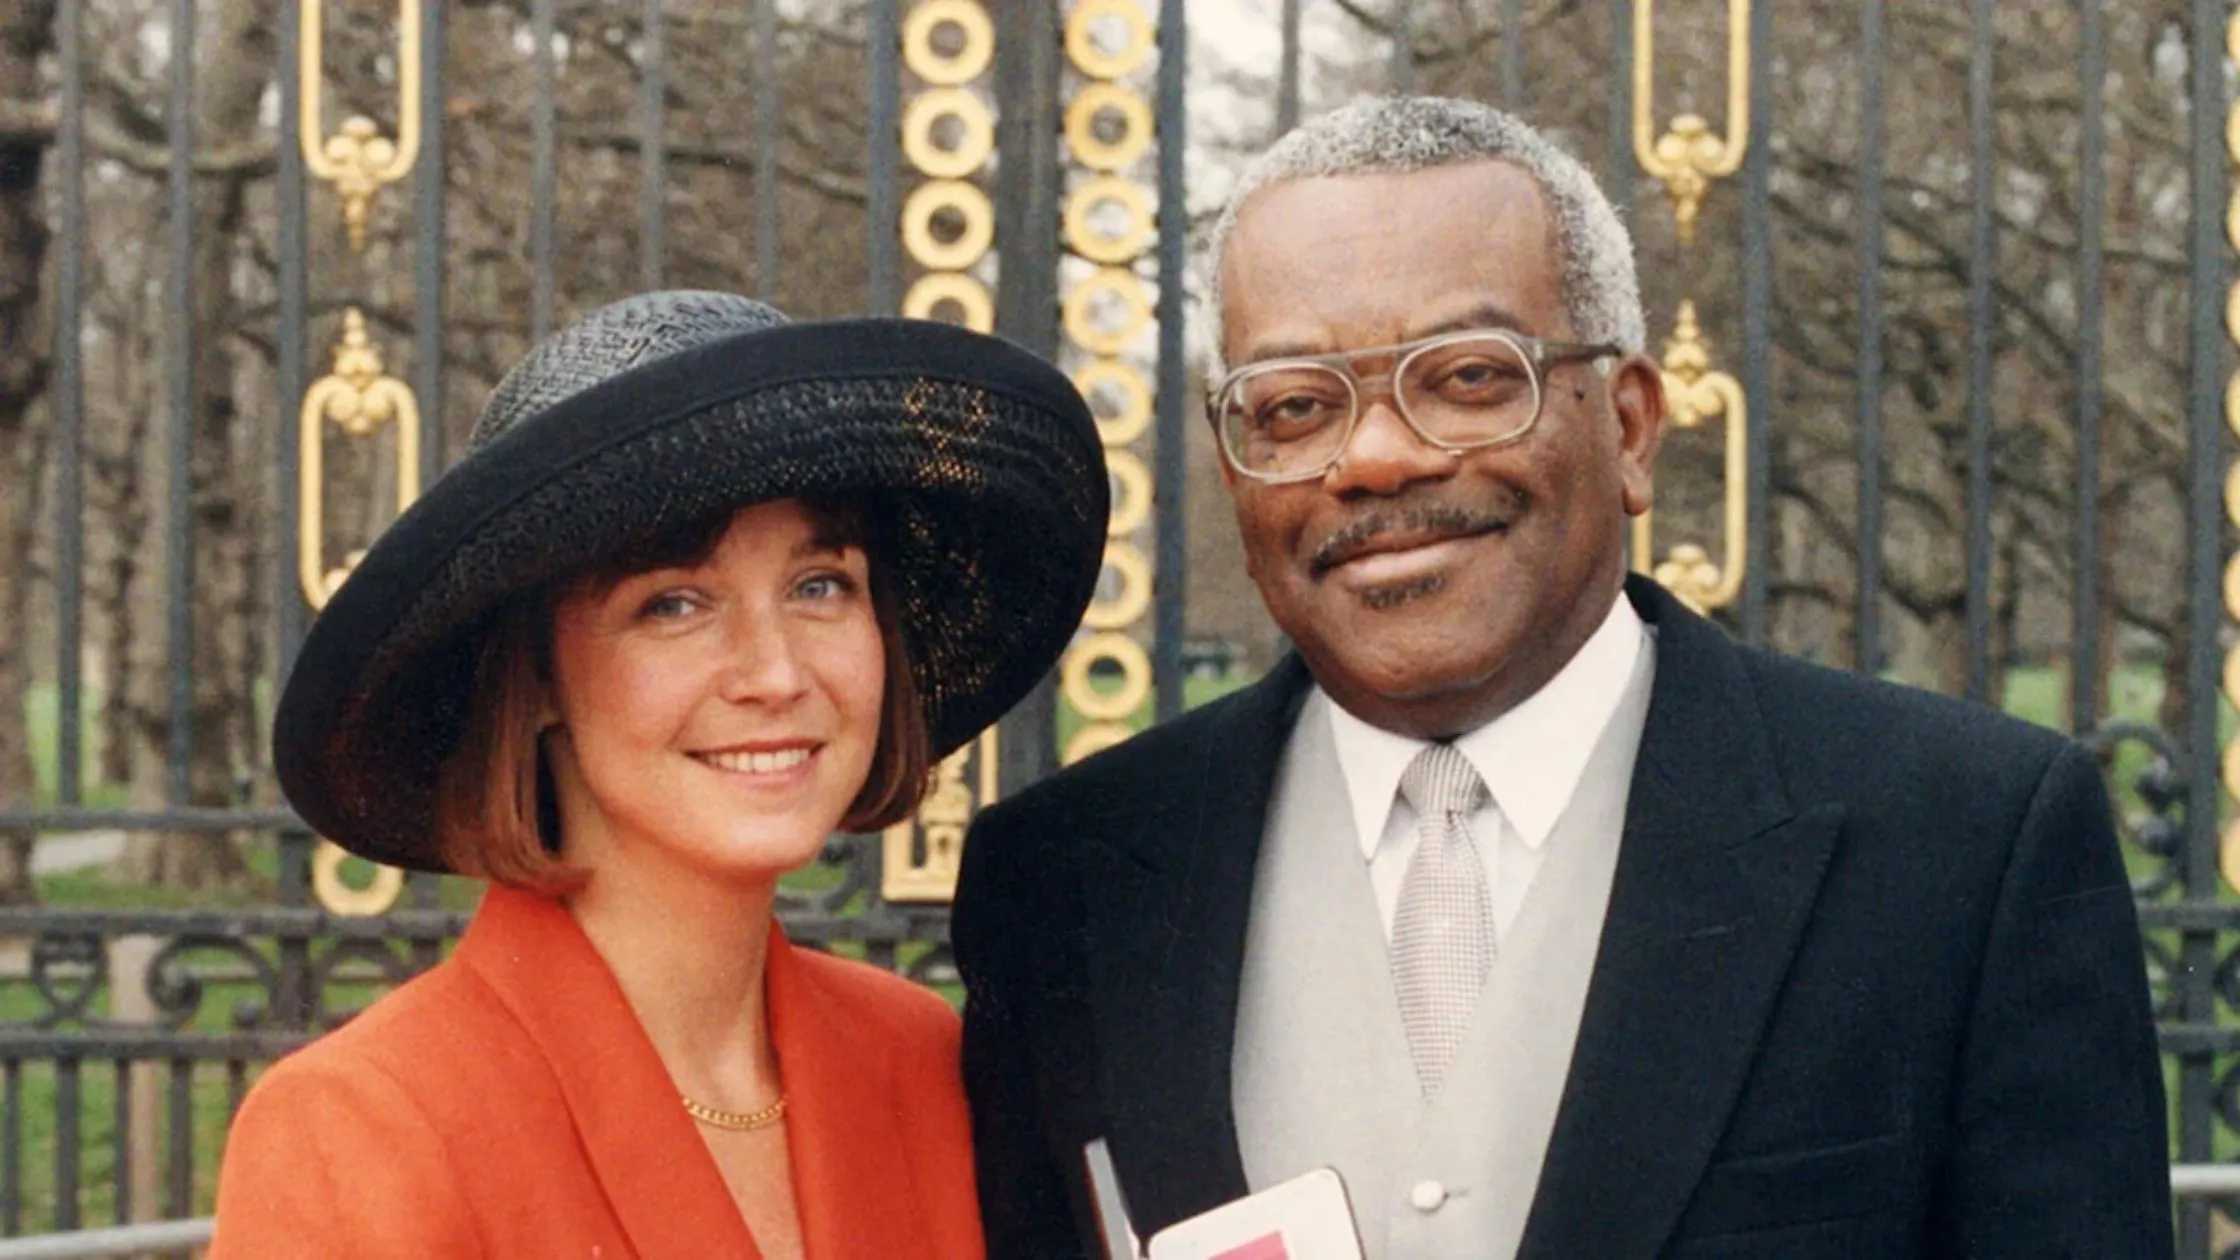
[1408,1180,1448,1213]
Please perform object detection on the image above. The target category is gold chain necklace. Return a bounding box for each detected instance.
[680,1092,788,1132]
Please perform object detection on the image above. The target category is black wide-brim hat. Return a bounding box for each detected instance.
[275,293,1109,872]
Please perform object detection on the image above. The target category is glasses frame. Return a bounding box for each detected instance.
[1208,328,1624,484]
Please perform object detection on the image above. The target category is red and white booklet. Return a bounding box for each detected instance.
[1084,1139,1367,1260]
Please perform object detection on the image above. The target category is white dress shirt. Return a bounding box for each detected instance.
[1326,594,1651,943]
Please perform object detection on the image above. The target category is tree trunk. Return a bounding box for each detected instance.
[114,0,272,891]
[0,0,56,905]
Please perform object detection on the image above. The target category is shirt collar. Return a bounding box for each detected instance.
[1326,592,1649,861]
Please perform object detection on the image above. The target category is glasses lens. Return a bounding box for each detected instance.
[1220,364,1354,478]
[1398,334,1540,445]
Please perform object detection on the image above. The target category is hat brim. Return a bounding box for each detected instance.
[275,318,1109,872]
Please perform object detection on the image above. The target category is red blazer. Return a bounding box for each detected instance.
[209,886,983,1258]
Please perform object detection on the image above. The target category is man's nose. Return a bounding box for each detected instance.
[1320,395,1456,497]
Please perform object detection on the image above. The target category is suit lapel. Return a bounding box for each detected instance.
[459,887,765,1259]
[1517,579,1844,1260]
[1082,656,1313,1234]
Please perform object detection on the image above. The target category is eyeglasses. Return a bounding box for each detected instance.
[1209,329,1622,484]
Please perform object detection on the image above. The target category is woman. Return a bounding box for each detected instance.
[209,292,1108,1258]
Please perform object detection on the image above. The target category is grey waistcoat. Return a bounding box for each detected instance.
[1231,643,1655,1260]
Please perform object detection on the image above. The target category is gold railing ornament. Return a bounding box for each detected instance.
[1056,0,1163,767]
[1631,301,1747,614]
[298,308,421,918]
[898,0,1000,331]
[299,0,422,250]
[1631,0,1750,245]
[2217,6,2240,894]
[881,730,999,902]
[298,309,421,611]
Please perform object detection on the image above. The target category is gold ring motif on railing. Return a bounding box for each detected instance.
[1631,0,1749,245]
[1064,176,1156,264]
[1063,631,1153,722]
[1064,83,1155,173]
[300,0,422,251]
[901,0,995,85]
[298,309,420,612]
[1630,301,1747,613]
[1056,1,1162,768]
[312,841,408,917]
[902,88,996,179]
[1082,542,1154,630]
[902,272,995,331]
[1065,0,1154,78]
[1075,359,1153,446]
[2217,7,2240,892]
[901,179,995,271]
[1062,267,1153,356]
[1105,448,1152,536]
[890,1,1002,899]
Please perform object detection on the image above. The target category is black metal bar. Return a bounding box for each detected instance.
[0,809,299,833]
[2071,0,2106,733]
[1738,0,1772,646]
[164,0,197,805]
[274,0,309,675]
[53,0,86,806]
[54,1060,78,1230]
[164,1062,189,1221]
[992,0,1063,785]
[755,0,781,300]
[109,1061,128,1226]
[1604,0,1635,224]
[1500,0,1524,110]
[1153,0,1188,724]
[531,0,559,340]
[639,0,665,290]
[416,0,447,485]
[1275,0,1301,138]
[1961,0,1996,703]
[226,1059,247,1120]
[2178,4,2225,1253]
[2,1061,19,1234]
[867,0,902,316]
[1387,0,1414,93]
[1853,0,1888,675]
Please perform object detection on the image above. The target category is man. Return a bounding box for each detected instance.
[952,96,2170,1260]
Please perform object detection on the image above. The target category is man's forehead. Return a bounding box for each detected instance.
[1218,160,1564,359]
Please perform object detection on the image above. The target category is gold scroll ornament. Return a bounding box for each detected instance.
[298,309,418,917]
[1631,0,1750,245]
[1630,302,1747,614]
[299,0,422,251]
[2218,7,2240,894]
[883,730,999,902]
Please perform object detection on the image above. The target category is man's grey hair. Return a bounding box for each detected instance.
[1203,95,1647,375]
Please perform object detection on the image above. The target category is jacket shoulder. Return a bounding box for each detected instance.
[1732,642,2074,803]
[786,944,959,1048]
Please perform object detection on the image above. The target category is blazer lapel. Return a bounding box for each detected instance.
[1083,655,1313,1234]
[766,929,928,1259]
[459,887,764,1259]
[1517,579,1845,1260]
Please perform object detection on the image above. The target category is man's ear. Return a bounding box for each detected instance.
[1607,355,1668,518]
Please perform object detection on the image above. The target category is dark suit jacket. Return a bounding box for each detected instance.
[953,577,2171,1259]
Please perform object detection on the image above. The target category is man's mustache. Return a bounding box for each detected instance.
[1308,495,1521,577]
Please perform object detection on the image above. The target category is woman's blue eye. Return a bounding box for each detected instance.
[797,573,856,601]
[639,592,697,620]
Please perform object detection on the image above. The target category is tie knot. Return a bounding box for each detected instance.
[1398,742,1486,819]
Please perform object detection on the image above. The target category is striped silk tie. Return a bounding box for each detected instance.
[1390,741,1496,1096]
